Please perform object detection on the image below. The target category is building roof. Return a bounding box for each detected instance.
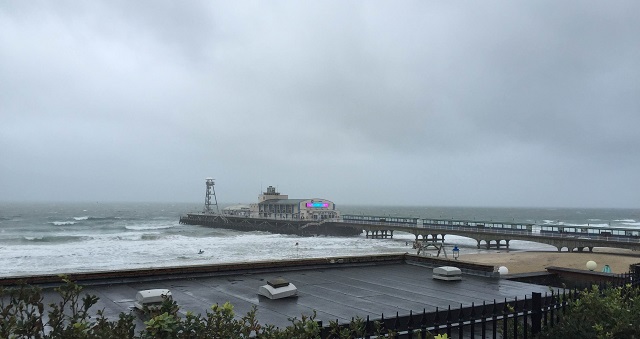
[32,255,551,330]
[258,199,308,205]
[223,204,251,210]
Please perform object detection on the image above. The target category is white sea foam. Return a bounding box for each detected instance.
[616,219,639,226]
[0,230,406,276]
[2,202,638,278]
[125,224,175,231]
[538,220,638,228]
[0,228,555,277]
[112,233,161,241]
[562,223,610,228]
[50,221,76,226]
[23,236,42,241]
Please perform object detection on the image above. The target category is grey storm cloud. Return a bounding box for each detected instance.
[1,1,639,208]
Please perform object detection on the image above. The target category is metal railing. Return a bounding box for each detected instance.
[317,272,638,338]
[338,219,640,244]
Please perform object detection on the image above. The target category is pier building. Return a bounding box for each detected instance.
[181,180,354,235]
[250,186,339,220]
[222,204,251,216]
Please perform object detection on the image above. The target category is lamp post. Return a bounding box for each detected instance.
[453,245,460,260]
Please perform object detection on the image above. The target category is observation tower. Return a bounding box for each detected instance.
[204,178,219,214]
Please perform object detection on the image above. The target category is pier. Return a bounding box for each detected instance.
[179,213,362,236]
[339,215,640,253]
[179,211,640,253]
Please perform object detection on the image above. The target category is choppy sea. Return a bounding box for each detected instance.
[1,202,638,278]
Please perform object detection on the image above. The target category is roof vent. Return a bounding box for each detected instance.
[267,277,290,288]
[433,266,462,281]
[259,277,297,299]
[134,289,172,310]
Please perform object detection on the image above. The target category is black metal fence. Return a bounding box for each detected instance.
[317,269,639,339]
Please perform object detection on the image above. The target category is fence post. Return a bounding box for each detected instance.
[549,290,555,326]
[433,307,440,335]
[481,301,487,338]
[469,302,476,339]
[446,305,453,338]
[420,309,428,339]
[523,295,528,339]
[543,292,548,328]
[502,299,508,339]
[513,297,518,339]
[365,315,372,339]
[531,292,542,335]
[407,310,415,337]
[392,312,400,339]
[511,297,518,338]
[562,289,568,317]
[492,300,498,339]
[458,303,464,339]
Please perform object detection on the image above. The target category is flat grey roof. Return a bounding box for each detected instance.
[258,199,307,205]
[38,259,551,329]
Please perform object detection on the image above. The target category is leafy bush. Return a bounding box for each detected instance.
[0,278,369,338]
[0,277,138,339]
[539,284,640,339]
[13,278,639,338]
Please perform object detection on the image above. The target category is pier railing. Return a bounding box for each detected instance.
[338,219,640,244]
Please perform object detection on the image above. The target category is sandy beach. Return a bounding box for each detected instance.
[459,248,640,274]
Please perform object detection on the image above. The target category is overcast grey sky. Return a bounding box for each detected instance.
[1,1,639,208]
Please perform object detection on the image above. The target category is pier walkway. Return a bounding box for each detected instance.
[179,212,640,253]
[333,217,640,253]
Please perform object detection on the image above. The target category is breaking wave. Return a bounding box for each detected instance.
[87,216,123,220]
[22,235,91,244]
[140,234,165,240]
[50,221,77,226]
[125,224,175,231]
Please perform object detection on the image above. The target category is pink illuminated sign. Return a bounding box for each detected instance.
[306,202,329,208]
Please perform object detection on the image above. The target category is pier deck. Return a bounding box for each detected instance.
[338,216,640,253]
[179,213,640,252]
[349,221,640,252]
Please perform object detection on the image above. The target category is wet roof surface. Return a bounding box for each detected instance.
[41,262,550,329]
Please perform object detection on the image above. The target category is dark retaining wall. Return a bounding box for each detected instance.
[0,253,497,287]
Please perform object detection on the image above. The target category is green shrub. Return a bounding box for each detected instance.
[0,277,138,339]
[0,283,46,338]
[539,284,640,339]
[0,278,326,338]
[16,278,640,338]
